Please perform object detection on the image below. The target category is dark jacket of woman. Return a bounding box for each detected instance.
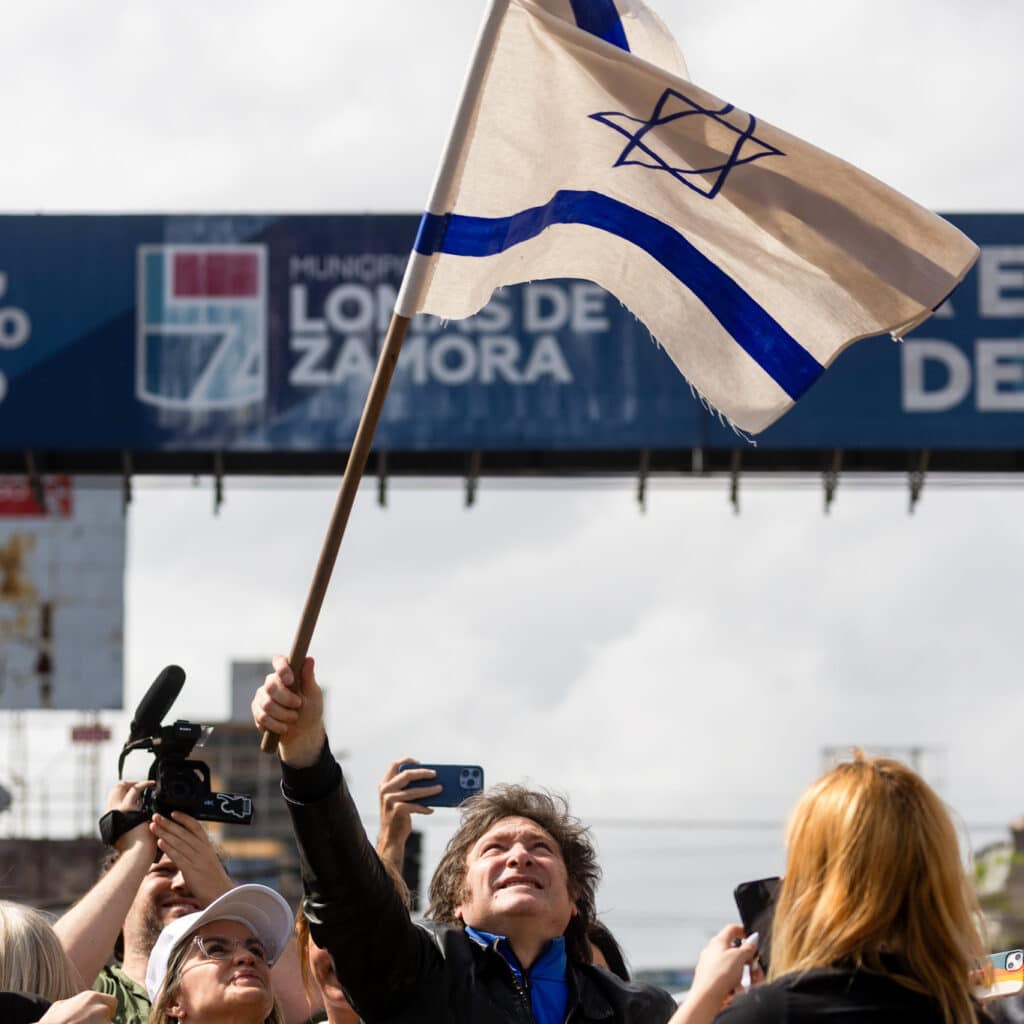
[715,965,994,1024]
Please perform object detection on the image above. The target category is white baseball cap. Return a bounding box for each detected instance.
[145,884,293,1000]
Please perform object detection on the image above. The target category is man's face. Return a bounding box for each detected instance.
[454,816,576,939]
[125,853,201,952]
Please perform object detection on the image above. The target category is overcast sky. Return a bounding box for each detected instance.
[1,0,1022,967]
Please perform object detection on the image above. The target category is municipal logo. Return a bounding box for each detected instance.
[136,245,267,411]
[591,87,784,199]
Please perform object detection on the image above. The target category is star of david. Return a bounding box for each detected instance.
[590,87,784,199]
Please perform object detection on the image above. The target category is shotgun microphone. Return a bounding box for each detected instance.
[129,665,186,741]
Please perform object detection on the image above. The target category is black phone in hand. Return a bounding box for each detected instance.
[733,876,781,972]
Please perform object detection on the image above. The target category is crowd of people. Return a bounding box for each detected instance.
[0,652,1009,1023]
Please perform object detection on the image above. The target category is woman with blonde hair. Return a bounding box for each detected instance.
[146,884,293,1024]
[674,752,992,1024]
[0,899,117,1022]
[0,899,81,1002]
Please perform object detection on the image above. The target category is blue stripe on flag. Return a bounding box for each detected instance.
[414,191,823,401]
[569,0,630,52]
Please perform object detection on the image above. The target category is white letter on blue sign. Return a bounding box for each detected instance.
[430,335,478,385]
[571,284,609,333]
[979,247,1024,317]
[524,284,569,331]
[480,336,523,383]
[902,340,970,412]
[976,340,1024,411]
[289,285,325,333]
[523,335,573,384]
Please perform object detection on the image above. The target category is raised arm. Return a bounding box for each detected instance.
[375,758,441,878]
[253,656,441,1020]
[669,926,760,1024]
[53,782,157,988]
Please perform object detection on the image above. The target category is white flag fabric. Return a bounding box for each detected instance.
[540,0,689,78]
[395,0,977,434]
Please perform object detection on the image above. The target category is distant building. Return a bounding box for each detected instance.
[0,837,105,911]
[229,662,267,726]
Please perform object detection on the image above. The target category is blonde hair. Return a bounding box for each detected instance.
[147,929,284,1024]
[294,908,316,1007]
[0,900,80,1001]
[770,752,985,1024]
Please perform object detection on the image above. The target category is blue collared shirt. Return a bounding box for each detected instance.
[466,926,568,1024]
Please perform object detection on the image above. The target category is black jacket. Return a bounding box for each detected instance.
[282,742,677,1024]
[0,992,51,1024]
[714,965,993,1024]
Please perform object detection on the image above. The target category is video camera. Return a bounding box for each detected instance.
[116,665,253,826]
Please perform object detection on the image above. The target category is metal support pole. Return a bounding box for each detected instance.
[823,449,843,515]
[637,449,651,513]
[377,450,388,508]
[121,450,133,515]
[465,450,482,508]
[729,449,742,515]
[909,450,930,515]
[213,451,225,516]
[24,450,44,512]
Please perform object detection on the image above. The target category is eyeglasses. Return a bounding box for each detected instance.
[190,934,271,965]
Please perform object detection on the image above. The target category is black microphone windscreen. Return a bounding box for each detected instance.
[130,665,185,740]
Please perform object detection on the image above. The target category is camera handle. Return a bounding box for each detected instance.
[116,737,154,780]
[98,808,150,848]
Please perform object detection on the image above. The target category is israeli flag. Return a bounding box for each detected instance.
[396,0,977,434]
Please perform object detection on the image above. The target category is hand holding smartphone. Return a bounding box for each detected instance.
[397,763,484,807]
[733,876,780,973]
[975,948,1024,1000]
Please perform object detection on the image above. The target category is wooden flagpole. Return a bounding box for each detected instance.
[260,0,509,754]
[259,312,410,754]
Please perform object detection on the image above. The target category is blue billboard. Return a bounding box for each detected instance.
[0,213,1020,453]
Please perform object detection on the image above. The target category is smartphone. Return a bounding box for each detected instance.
[397,763,484,807]
[975,949,1024,1000]
[733,876,781,973]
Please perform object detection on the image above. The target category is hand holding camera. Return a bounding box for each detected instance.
[100,665,253,848]
[103,780,156,854]
[148,810,233,906]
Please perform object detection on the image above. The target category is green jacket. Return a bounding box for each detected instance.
[95,963,150,1024]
